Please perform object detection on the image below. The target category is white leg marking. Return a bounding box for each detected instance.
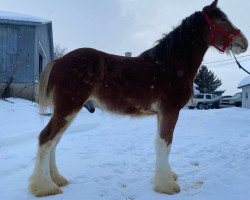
[50,142,68,187]
[29,137,62,196]
[29,112,78,196]
[154,134,180,194]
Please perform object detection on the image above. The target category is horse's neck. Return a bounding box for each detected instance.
[188,42,208,81]
[169,24,209,81]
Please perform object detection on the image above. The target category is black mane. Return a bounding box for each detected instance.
[140,11,206,62]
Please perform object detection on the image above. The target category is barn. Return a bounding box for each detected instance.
[0,10,54,101]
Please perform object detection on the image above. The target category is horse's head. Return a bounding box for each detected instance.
[202,0,248,54]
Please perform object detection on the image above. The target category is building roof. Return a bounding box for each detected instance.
[0,10,50,24]
[238,76,250,88]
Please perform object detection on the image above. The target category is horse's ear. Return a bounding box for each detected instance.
[210,0,218,9]
[203,0,218,13]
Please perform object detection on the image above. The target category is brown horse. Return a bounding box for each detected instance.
[29,0,248,196]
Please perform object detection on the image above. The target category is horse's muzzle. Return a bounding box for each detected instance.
[231,33,248,54]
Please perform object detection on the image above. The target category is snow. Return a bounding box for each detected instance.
[0,10,50,24]
[0,98,250,200]
[238,76,250,88]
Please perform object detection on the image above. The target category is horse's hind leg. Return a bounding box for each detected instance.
[29,106,81,197]
[154,109,180,194]
[29,129,62,197]
[49,111,81,187]
[49,137,68,187]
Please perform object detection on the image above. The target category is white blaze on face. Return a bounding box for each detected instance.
[230,22,248,54]
[231,33,248,54]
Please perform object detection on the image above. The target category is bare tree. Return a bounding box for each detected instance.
[54,44,67,59]
[0,45,68,101]
[0,50,31,99]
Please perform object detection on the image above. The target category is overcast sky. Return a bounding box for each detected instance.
[1,0,250,95]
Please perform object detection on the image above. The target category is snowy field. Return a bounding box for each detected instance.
[0,98,250,200]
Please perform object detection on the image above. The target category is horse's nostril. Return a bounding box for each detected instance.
[236,43,245,50]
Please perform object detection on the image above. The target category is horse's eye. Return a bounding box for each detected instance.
[220,18,227,22]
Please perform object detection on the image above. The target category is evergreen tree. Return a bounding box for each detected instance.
[194,65,225,95]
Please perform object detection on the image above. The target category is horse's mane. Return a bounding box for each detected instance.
[140,11,205,61]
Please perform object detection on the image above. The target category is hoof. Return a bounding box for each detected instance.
[154,180,180,194]
[52,175,69,187]
[29,175,62,197]
[154,172,180,195]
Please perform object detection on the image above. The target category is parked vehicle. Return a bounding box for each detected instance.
[220,92,242,107]
[187,93,219,109]
[205,96,224,109]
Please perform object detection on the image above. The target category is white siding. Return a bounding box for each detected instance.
[242,86,250,109]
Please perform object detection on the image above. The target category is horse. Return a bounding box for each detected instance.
[29,0,248,196]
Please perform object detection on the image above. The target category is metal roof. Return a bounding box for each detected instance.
[0,10,51,25]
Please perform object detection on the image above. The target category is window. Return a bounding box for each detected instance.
[246,92,248,99]
[206,95,212,99]
[194,94,204,99]
[39,54,43,78]
[233,93,241,98]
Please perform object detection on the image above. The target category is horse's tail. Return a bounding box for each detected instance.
[38,60,56,115]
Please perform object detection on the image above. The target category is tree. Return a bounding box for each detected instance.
[0,51,31,99]
[194,65,225,95]
[0,44,67,100]
[54,44,67,59]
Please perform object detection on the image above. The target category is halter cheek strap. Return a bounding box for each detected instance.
[202,11,240,53]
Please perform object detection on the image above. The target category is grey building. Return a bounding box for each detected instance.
[0,11,54,101]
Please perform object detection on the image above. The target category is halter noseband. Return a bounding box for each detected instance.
[202,11,240,53]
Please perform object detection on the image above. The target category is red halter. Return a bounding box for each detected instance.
[202,11,240,53]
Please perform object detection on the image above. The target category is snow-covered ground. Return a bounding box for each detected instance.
[0,98,250,200]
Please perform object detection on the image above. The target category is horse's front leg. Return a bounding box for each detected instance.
[154,109,180,194]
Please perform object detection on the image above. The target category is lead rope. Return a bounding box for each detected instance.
[230,51,250,75]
